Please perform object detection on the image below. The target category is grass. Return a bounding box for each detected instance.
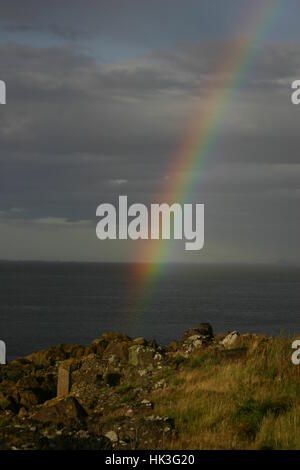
[118,384,133,394]
[120,394,135,404]
[152,336,300,449]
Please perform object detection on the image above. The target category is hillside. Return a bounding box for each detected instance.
[0,324,299,450]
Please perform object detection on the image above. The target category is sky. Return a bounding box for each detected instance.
[0,0,300,263]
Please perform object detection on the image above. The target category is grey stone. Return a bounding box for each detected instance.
[221,331,240,348]
[57,362,71,398]
[105,430,118,443]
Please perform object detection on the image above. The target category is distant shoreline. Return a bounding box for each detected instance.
[1,259,300,268]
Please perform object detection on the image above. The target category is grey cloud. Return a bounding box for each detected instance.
[1,38,300,262]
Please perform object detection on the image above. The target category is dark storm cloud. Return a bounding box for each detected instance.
[1,7,300,262]
[1,40,299,156]
[1,40,300,219]
[2,0,300,45]
[0,1,269,44]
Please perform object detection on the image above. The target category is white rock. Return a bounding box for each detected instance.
[221,331,240,347]
[105,430,118,443]
[140,399,152,407]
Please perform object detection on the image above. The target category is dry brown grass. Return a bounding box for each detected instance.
[152,336,300,449]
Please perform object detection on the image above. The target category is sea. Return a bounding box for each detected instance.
[0,261,299,361]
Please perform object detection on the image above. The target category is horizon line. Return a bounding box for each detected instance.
[0,259,298,267]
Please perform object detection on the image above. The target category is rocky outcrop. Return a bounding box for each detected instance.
[32,396,86,427]
[128,344,164,370]
[0,323,272,450]
[89,414,174,449]
[181,323,214,354]
[0,362,56,413]
[181,323,214,342]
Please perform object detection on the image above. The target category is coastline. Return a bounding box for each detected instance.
[0,323,299,450]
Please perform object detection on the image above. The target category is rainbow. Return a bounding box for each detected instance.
[127,0,281,323]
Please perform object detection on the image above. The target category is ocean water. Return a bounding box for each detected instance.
[0,261,299,361]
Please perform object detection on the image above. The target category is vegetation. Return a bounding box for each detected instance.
[0,328,299,449]
[154,336,300,449]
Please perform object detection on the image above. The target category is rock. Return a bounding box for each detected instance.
[15,372,56,408]
[103,341,130,363]
[17,376,41,390]
[221,331,240,348]
[107,354,119,366]
[133,337,147,346]
[105,430,118,443]
[76,430,89,439]
[0,391,17,412]
[32,396,86,426]
[83,344,98,356]
[0,363,31,383]
[140,399,153,409]
[181,323,214,343]
[94,415,174,449]
[182,334,211,354]
[19,390,42,408]
[57,361,71,398]
[90,338,108,356]
[0,325,286,451]
[128,345,161,369]
[101,332,131,343]
[52,434,112,450]
[180,323,214,354]
[154,352,163,361]
[26,344,84,367]
[138,399,153,413]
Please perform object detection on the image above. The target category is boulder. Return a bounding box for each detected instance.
[32,396,87,426]
[19,390,43,408]
[26,344,85,367]
[45,433,112,450]
[128,345,161,369]
[182,335,211,354]
[90,415,175,450]
[132,337,147,346]
[180,323,214,354]
[90,339,109,356]
[181,323,214,343]
[138,399,153,412]
[0,390,17,412]
[105,430,118,443]
[102,341,130,363]
[100,332,131,343]
[221,331,240,348]
[17,376,41,390]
